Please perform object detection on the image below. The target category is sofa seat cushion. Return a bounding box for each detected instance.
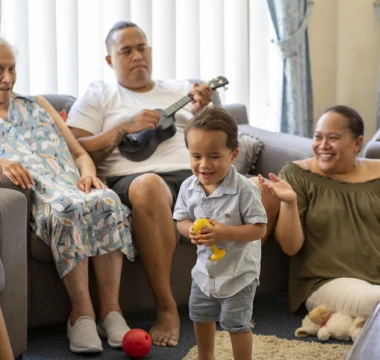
[31,224,185,262]
[30,232,54,262]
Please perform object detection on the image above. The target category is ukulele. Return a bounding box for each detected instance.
[118,76,229,162]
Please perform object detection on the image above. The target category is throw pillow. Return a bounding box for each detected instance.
[234,132,263,175]
[59,109,68,122]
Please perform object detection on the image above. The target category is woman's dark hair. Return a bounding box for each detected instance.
[323,105,364,139]
[105,21,147,54]
[185,105,238,150]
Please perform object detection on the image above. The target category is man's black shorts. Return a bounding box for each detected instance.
[107,170,193,210]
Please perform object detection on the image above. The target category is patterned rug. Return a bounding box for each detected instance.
[183,331,352,360]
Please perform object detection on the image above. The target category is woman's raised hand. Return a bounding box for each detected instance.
[78,175,108,193]
[258,173,297,203]
[0,159,34,189]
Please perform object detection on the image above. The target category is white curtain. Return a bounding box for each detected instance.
[0,0,278,130]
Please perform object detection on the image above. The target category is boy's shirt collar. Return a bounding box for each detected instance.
[188,165,238,196]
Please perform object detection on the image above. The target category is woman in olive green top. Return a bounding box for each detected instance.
[259,105,380,316]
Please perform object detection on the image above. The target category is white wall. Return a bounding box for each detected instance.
[309,0,380,143]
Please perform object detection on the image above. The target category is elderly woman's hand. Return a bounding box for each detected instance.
[259,173,297,203]
[0,159,34,189]
[78,176,108,193]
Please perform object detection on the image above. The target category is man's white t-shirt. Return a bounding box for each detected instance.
[67,80,194,180]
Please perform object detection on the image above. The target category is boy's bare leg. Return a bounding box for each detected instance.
[194,322,216,360]
[230,331,253,360]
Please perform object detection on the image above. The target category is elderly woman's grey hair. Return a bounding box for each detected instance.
[0,37,18,58]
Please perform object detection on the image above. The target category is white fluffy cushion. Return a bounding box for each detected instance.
[234,133,263,175]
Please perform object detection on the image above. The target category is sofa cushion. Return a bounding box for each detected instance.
[234,133,263,175]
[59,109,68,122]
[41,94,76,114]
[238,124,313,176]
[30,232,53,263]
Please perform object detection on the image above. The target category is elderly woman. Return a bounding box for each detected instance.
[260,105,380,317]
[0,39,135,353]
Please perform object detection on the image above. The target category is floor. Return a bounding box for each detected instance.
[20,292,349,359]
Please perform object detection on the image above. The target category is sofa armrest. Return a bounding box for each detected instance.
[223,104,249,125]
[0,177,32,213]
[0,258,4,293]
[0,188,28,356]
[238,125,314,176]
[363,128,380,159]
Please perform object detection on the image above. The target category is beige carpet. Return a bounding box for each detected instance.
[183,331,352,360]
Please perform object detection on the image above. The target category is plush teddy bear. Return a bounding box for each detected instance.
[295,305,367,342]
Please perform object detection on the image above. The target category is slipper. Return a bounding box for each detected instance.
[97,311,130,348]
[67,316,103,353]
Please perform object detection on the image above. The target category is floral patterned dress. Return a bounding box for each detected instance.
[0,94,135,278]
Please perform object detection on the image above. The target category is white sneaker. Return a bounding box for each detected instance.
[97,311,130,348]
[67,316,103,353]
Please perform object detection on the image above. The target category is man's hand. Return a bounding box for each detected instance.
[120,109,160,134]
[78,175,108,193]
[191,219,226,246]
[0,160,34,189]
[189,82,213,115]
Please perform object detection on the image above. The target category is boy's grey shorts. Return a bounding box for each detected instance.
[189,279,258,333]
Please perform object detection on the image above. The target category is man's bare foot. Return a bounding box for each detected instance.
[150,308,180,347]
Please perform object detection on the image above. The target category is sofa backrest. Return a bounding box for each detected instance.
[41,78,224,116]
[41,94,76,114]
[363,128,380,159]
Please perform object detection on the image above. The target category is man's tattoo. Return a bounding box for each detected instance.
[89,129,125,162]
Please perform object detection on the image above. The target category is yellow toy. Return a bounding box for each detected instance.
[193,218,225,261]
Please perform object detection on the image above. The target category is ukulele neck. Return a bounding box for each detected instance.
[164,94,193,117]
[162,76,228,118]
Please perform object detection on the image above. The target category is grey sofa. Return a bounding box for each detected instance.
[0,92,314,356]
[363,128,380,159]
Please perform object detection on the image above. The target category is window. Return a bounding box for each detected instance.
[0,0,280,131]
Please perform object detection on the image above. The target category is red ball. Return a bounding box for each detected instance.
[122,328,152,359]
